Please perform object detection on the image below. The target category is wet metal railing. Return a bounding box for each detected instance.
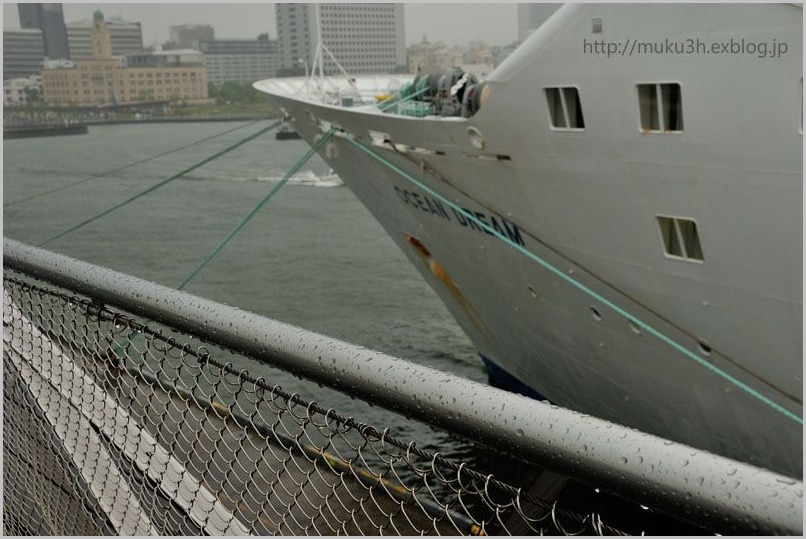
[3,238,802,535]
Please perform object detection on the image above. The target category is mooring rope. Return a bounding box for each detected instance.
[345,136,803,426]
[38,119,283,248]
[70,124,330,357]
[177,130,335,290]
[5,120,265,209]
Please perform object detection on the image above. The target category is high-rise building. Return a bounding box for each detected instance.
[3,29,46,80]
[275,3,406,77]
[201,35,278,86]
[169,25,215,50]
[517,4,562,43]
[275,4,313,76]
[18,3,70,60]
[16,4,39,28]
[67,17,143,59]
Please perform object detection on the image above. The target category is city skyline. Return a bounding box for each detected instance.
[3,3,520,48]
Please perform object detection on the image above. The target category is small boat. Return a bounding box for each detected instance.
[275,121,301,140]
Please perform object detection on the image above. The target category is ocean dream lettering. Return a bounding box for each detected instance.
[394,186,525,246]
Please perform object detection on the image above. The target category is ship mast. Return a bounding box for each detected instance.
[314,2,324,81]
[308,3,358,95]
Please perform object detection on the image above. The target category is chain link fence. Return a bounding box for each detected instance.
[4,271,632,536]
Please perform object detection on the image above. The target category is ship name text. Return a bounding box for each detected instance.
[394,186,525,246]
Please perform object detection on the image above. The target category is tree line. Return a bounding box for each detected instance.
[207,81,270,105]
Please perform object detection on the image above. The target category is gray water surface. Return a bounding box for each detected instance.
[3,120,486,459]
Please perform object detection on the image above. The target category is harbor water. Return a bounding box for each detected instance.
[2,121,704,534]
[3,120,485,457]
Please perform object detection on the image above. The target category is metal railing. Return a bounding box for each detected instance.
[3,238,802,535]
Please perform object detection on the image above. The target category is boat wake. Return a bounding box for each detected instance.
[179,169,344,187]
[236,169,343,187]
[258,169,344,187]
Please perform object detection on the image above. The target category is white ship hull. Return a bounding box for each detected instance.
[256,3,802,478]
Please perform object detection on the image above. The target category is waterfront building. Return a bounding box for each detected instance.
[42,10,208,106]
[406,38,463,74]
[3,75,43,107]
[407,38,495,78]
[201,35,278,86]
[3,29,46,80]
[275,3,406,76]
[119,49,208,103]
[18,3,70,60]
[494,42,520,67]
[463,41,494,68]
[67,17,143,59]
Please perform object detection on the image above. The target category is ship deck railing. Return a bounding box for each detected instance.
[3,238,802,536]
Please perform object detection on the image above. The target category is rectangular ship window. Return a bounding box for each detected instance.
[544,86,585,129]
[545,88,566,128]
[656,216,703,261]
[657,216,682,257]
[638,83,683,132]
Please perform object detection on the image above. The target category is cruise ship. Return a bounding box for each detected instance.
[255,3,803,479]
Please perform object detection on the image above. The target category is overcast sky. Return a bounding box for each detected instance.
[2,2,520,48]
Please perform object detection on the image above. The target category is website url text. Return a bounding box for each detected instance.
[583,38,788,59]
